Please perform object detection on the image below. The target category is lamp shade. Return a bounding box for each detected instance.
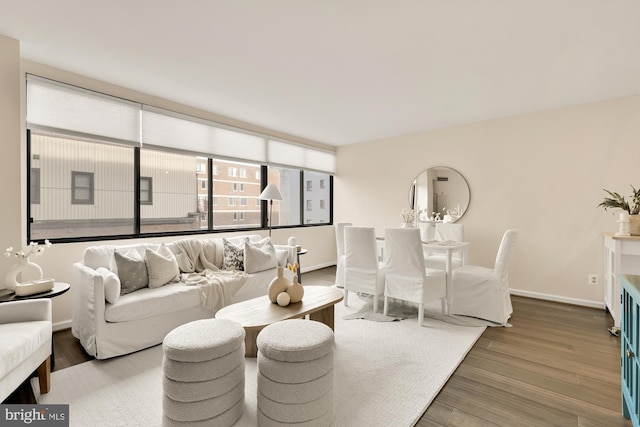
[259,184,283,201]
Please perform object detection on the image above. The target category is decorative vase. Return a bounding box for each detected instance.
[5,257,44,292]
[630,215,640,236]
[268,266,291,303]
[401,222,415,228]
[287,275,304,303]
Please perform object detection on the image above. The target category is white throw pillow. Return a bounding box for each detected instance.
[145,245,180,288]
[244,238,277,274]
[96,267,121,304]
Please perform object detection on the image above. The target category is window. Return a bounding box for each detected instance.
[30,168,40,204]
[303,171,331,224]
[306,200,313,211]
[140,177,153,205]
[26,76,335,242]
[72,171,94,205]
[267,167,301,227]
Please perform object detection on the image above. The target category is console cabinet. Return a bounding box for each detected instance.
[621,274,640,426]
[603,234,640,329]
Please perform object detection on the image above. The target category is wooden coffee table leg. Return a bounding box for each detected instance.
[309,304,335,331]
[245,328,260,357]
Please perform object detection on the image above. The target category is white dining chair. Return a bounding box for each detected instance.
[344,226,385,312]
[334,222,352,288]
[383,228,446,326]
[449,229,518,325]
[424,223,465,270]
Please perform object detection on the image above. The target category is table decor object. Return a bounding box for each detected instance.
[400,209,415,228]
[268,266,291,303]
[599,186,640,235]
[286,262,304,303]
[14,278,55,296]
[4,240,52,292]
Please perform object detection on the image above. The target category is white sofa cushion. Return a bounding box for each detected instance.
[244,238,277,273]
[0,321,51,379]
[114,250,149,294]
[105,282,201,323]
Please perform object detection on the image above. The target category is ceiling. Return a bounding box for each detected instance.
[0,1,639,147]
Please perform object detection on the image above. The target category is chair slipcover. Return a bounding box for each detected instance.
[449,229,518,325]
[383,228,446,326]
[424,223,465,270]
[344,226,385,312]
[334,222,352,288]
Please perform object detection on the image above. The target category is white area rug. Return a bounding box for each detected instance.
[34,296,485,426]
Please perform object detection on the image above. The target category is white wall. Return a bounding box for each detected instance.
[336,96,640,306]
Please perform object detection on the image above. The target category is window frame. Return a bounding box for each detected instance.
[140,176,153,205]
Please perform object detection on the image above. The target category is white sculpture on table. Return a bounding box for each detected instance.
[616,211,631,237]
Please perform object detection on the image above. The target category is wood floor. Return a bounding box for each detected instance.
[5,266,631,426]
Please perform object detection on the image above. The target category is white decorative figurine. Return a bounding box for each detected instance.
[616,211,631,237]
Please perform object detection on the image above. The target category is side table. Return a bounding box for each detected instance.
[0,282,71,370]
[296,249,308,283]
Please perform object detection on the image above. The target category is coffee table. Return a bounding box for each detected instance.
[216,286,344,357]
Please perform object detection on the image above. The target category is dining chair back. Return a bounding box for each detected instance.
[449,229,518,325]
[344,226,385,312]
[383,228,446,326]
[334,222,352,288]
[434,223,464,242]
[425,223,466,270]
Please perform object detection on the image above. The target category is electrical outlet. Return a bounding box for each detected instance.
[588,274,599,285]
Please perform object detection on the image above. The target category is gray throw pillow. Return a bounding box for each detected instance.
[114,250,148,295]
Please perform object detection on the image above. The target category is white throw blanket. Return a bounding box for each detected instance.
[174,239,248,312]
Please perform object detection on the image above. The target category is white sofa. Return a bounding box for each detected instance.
[0,299,52,402]
[72,235,295,359]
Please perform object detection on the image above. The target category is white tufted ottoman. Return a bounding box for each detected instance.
[257,319,334,426]
[162,319,245,427]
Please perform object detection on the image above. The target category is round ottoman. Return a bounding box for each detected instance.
[256,319,334,426]
[162,318,245,427]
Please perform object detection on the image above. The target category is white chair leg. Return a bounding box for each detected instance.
[418,303,424,327]
[440,296,447,314]
[373,295,378,313]
[344,289,349,307]
[383,296,389,316]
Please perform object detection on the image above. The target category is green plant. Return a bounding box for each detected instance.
[598,185,640,215]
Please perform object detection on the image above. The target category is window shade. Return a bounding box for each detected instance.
[268,139,336,174]
[142,107,267,162]
[26,75,141,145]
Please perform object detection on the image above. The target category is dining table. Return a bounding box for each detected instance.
[377,236,469,314]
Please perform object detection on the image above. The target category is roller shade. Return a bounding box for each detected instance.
[268,139,336,174]
[26,75,141,145]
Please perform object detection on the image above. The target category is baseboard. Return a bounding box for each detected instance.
[510,288,605,309]
[301,262,336,273]
[53,319,72,332]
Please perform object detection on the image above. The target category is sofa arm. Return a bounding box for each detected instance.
[71,262,106,358]
[0,299,52,324]
[273,244,297,267]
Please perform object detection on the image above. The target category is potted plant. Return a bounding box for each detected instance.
[598,186,640,235]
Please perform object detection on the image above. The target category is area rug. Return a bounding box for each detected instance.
[34,296,485,426]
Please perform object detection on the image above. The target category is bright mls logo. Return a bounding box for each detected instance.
[1,405,68,426]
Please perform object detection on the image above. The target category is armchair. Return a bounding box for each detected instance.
[0,299,52,402]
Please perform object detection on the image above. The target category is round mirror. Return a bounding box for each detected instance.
[409,166,470,222]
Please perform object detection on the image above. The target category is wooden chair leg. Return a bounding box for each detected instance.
[37,356,51,394]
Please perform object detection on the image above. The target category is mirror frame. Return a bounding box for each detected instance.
[409,166,470,223]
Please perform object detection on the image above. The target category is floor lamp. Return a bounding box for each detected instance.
[259,184,283,237]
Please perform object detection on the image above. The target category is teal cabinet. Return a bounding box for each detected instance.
[622,274,640,426]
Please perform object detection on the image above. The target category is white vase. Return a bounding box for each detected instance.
[401,222,415,228]
[4,257,43,292]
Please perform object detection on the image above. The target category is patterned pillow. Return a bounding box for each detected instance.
[114,250,148,295]
[222,238,248,271]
